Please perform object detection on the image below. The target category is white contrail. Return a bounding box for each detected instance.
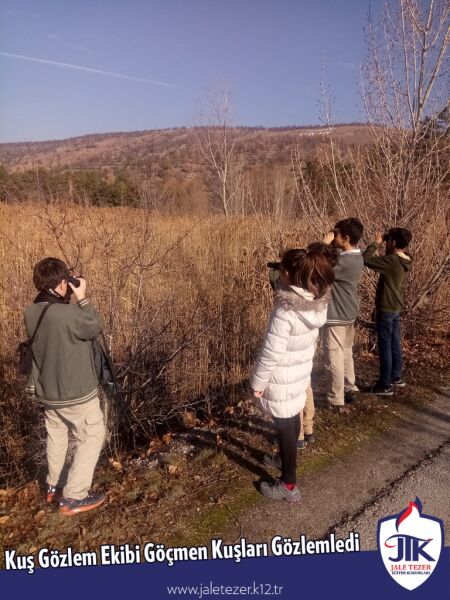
[0,51,175,87]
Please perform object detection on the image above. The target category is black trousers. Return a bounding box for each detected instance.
[273,413,300,484]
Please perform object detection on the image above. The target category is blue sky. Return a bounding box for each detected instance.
[0,1,378,142]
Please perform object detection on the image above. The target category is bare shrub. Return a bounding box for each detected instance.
[292,0,450,333]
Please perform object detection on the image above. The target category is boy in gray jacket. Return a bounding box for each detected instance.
[25,257,106,515]
[322,218,364,412]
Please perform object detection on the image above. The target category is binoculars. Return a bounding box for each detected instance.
[267,261,282,270]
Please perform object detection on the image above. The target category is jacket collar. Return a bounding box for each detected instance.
[34,290,67,304]
[275,285,331,312]
[340,248,362,255]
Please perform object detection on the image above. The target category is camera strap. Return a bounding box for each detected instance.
[27,303,53,350]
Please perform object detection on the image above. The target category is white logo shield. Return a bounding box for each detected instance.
[377,499,444,591]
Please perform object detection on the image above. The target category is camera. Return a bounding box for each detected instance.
[63,275,82,303]
[68,275,81,288]
[267,262,282,291]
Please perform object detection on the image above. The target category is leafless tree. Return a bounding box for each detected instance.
[361,0,449,222]
[194,89,244,217]
[292,0,449,329]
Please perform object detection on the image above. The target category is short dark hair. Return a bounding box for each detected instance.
[386,227,412,249]
[33,257,69,291]
[334,218,364,245]
[281,246,335,299]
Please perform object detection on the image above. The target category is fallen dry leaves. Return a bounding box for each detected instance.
[34,510,46,524]
[109,458,123,472]
[168,465,180,476]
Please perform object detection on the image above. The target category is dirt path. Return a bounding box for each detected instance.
[221,384,450,548]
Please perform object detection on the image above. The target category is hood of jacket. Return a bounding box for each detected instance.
[274,285,331,329]
[396,252,413,271]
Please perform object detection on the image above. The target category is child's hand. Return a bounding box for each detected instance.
[323,231,335,245]
[374,233,384,244]
[69,277,87,301]
[253,390,264,398]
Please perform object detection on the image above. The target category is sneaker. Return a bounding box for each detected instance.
[346,386,360,393]
[392,378,406,387]
[59,492,106,516]
[296,439,307,449]
[304,433,315,444]
[344,390,359,404]
[328,404,351,414]
[263,454,282,469]
[370,384,394,396]
[46,484,62,503]
[260,480,301,502]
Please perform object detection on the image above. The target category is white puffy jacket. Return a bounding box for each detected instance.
[250,285,330,418]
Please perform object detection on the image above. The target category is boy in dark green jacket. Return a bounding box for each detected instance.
[363,228,413,395]
[24,257,106,515]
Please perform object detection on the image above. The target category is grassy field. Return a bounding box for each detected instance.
[0,201,447,487]
[0,201,319,483]
[0,200,449,560]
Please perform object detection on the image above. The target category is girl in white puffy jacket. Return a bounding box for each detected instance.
[250,246,336,501]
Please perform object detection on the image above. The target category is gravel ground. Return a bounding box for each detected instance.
[334,443,450,549]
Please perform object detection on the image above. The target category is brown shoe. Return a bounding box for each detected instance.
[59,492,106,515]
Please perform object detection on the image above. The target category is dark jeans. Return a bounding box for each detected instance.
[376,311,403,387]
[273,413,300,484]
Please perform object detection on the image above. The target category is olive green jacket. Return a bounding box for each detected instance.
[24,299,102,408]
[363,244,413,313]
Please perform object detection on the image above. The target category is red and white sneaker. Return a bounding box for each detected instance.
[46,485,63,503]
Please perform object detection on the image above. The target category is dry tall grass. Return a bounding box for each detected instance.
[1,201,448,485]
[0,201,314,483]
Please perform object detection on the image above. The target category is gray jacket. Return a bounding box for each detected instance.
[24,299,102,408]
[326,249,364,325]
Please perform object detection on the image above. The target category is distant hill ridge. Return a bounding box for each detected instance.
[0,123,371,174]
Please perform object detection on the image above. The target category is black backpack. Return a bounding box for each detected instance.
[91,334,122,397]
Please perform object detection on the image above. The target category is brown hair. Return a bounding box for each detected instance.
[305,242,339,268]
[33,257,69,291]
[281,245,336,299]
